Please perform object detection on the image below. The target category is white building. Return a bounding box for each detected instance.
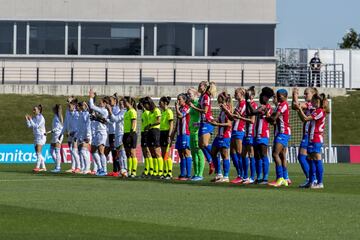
[0,0,277,86]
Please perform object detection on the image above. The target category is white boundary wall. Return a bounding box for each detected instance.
[308,49,360,89]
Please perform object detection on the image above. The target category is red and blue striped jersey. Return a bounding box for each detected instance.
[199,93,213,123]
[217,107,232,138]
[233,99,246,132]
[255,103,273,138]
[309,108,326,143]
[177,104,190,135]
[245,101,258,137]
[275,101,291,135]
[303,101,315,136]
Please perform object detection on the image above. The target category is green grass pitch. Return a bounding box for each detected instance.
[0,163,359,240]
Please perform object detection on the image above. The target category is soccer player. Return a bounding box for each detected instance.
[292,87,318,187]
[209,92,233,183]
[247,87,274,184]
[138,98,152,178]
[221,88,247,184]
[294,93,329,189]
[48,104,63,173]
[143,97,164,178]
[268,89,291,187]
[107,96,127,177]
[122,96,138,178]
[26,105,47,172]
[159,96,174,179]
[88,89,109,176]
[105,94,120,176]
[77,101,92,174]
[242,87,258,185]
[189,81,217,175]
[187,88,205,181]
[61,99,80,173]
[173,93,192,180]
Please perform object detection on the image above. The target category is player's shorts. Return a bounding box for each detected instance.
[190,133,199,149]
[160,130,170,147]
[123,132,138,149]
[213,136,231,149]
[243,136,254,146]
[307,142,323,154]
[147,128,161,148]
[198,122,214,136]
[175,134,190,150]
[106,134,116,148]
[254,137,269,146]
[51,133,63,144]
[34,134,46,145]
[274,133,291,148]
[141,131,148,148]
[300,134,309,149]
[115,134,124,148]
[231,130,245,141]
[93,132,107,147]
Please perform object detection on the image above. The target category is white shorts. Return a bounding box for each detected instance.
[34,135,46,145]
[115,134,124,148]
[93,132,107,147]
[51,133,63,144]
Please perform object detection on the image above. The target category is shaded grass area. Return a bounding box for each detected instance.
[0,164,359,240]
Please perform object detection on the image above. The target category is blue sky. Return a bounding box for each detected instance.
[277,0,360,49]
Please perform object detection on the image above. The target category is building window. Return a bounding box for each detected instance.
[208,24,275,57]
[30,22,65,54]
[0,22,13,54]
[144,24,154,56]
[68,23,78,55]
[195,25,205,56]
[81,23,141,55]
[16,22,27,54]
[157,23,192,56]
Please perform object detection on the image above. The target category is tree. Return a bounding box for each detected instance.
[339,28,360,49]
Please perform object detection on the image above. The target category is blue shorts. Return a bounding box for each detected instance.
[213,137,231,149]
[254,137,269,146]
[231,131,245,140]
[198,122,214,136]
[243,136,254,146]
[300,135,309,149]
[274,134,291,148]
[307,142,323,154]
[175,135,190,150]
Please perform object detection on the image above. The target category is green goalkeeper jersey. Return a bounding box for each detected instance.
[189,99,201,134]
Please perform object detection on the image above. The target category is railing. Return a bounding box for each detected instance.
[276,63,344,88]
[0,66,275,87]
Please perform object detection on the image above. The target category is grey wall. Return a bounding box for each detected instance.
[0,0,276,23]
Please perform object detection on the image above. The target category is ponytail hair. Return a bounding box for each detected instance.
[124,96,137,110]
[54,104,63,124]
[320,93,331,114]
[206,81,217,97]
[235,87,246,96]
[219,91,233,111]
[143,96,156,111]
[305,87,319,96]
[37,104,43,114]
[160,96,171,105]
[248,86,256,97]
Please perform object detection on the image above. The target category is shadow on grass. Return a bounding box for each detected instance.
[0,204,280,240]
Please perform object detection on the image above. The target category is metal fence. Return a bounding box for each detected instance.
[276,63,344,88]
[0,66,276,87]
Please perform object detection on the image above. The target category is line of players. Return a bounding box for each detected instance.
[25,81,330,188]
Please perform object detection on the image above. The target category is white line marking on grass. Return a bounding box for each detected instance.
[0,178,73,182]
